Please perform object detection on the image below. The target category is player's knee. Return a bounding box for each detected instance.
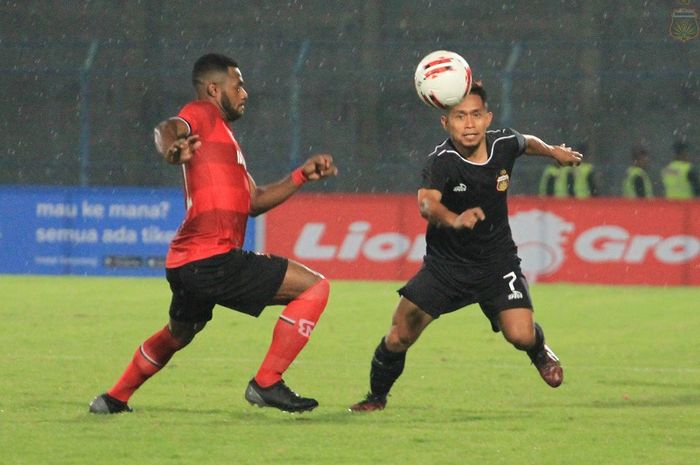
[168,320,207,346]
[384,332,402,350]
[502,325,535,350]
[284,278,330,324]
[385,329,416,351]
[302,277,330,307]
[315,277,330,300]
[396,334,416,350]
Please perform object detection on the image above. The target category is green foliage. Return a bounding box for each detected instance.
[0,276,698,465]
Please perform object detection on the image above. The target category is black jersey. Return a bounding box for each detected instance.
[420,128,526,265]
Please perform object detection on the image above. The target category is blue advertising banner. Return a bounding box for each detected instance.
[0,186,255,276]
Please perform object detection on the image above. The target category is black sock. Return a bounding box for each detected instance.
[369,337,406,398]
[527,323,545,358]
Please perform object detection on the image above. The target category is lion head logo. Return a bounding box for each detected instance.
[509,210,574,282]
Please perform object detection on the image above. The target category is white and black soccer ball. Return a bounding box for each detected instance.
[414,50,472,109]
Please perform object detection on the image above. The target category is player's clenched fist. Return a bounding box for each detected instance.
[301,154,338,181]
[452,207,485,230]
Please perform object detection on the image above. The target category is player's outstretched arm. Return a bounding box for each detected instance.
[523,134,583,167]
[153,118,201,164]
[418,188,484,230]
[249,154,338,216]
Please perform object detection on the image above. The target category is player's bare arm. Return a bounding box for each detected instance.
[523,134,582,166]
[249,154,338,216]
[153,118,201,164]
[418,188,484,230]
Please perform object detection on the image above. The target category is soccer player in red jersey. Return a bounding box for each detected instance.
[89,53,337,414]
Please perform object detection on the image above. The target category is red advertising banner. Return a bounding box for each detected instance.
[261,194,700,285]
[260,194,424,281]
[508,198,700,285]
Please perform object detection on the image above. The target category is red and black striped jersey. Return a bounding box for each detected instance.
[166,101,250,268]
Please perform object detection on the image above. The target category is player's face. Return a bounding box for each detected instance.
[441,94,493,150]
[219,67,248,122]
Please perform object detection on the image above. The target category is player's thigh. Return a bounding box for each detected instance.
[166,266,218,323]
[398,263,475,319]
[169,249,288,318]
[270,259,325,304]
[479,267,533,332]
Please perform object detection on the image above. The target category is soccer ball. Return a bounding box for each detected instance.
[414,50,472,109]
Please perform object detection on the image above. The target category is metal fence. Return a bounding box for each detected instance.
[2,1,698,195]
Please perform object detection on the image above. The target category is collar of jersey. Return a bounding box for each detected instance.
[438,138,492,166]
[438,131,519,166]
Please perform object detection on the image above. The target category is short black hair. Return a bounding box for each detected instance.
[192,53,238,87]
[631,145,648,160]
[673,140,689,156]
[469,82,487,105]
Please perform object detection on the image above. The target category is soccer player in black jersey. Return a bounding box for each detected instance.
[350,83,583,412]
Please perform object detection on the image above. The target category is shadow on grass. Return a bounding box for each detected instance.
[63,399,530,425]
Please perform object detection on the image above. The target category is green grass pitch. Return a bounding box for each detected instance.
[0,275,698,464]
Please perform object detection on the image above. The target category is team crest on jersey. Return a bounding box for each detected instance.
[496,170,510,192]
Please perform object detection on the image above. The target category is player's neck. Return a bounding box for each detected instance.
[454,141,488,163]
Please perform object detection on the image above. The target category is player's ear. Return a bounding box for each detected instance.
[440,114,448,131]
[206,81,219,98]
[485,111,493,127]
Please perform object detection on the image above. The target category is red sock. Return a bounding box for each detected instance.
[255,279,330,387]
[107,325,185,402]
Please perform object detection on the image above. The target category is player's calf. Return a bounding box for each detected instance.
[255,278,330,387]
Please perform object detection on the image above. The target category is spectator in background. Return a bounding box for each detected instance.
[538,163,573,197]
[571,142,599,198]
[662,141,700,199]
[622,145,654,198]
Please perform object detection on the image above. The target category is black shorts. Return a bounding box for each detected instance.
[398,257,533,332]
[165,249,289,323]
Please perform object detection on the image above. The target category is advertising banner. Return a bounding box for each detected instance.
[4,188,697,284]
[261,194,700,286]
[508,198,700,285]
[0,186,254,276]
[261,194,424,281]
